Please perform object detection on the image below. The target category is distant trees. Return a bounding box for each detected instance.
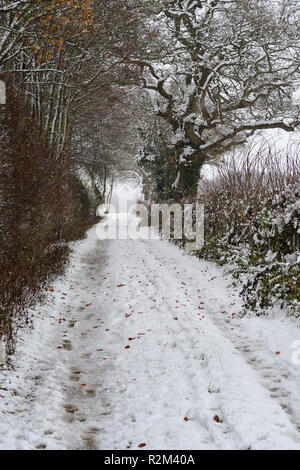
[72,87,140,216]
[138,0,300,198]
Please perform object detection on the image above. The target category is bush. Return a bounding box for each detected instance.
[0,84,92,351]
[197,143,300,316]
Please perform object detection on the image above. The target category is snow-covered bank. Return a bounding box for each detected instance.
[0,217,300,450]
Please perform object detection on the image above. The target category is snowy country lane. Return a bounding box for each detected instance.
[1,215,300,450]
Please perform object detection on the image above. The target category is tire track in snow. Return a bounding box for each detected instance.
[1,221,300,450]
[137,237,300,447]
[204,303,300,435]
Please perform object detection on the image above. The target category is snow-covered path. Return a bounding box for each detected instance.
[1,216,300,450]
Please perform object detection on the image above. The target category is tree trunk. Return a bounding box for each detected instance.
[173,150,205,201]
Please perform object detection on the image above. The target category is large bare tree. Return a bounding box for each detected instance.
[137,0,300,197]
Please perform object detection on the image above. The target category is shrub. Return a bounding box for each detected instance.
[197,143,300,316]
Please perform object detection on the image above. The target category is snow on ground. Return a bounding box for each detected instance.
[0,213,300,450]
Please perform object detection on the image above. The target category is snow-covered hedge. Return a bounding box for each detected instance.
[198,145,300,316]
